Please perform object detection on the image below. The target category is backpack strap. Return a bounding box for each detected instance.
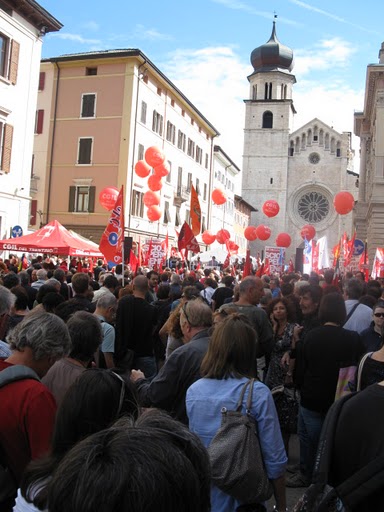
[356,352,373,392]
[235,380,252,412]
[343,302,360,326]
[0,365,40,388]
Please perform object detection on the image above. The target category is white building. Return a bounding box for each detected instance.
[0,0,61,240]
[241,22,357,265]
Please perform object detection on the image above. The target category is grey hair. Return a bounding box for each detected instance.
[36,269,47,280]
[182,299,212,328]
[46,278,61,287]
[239,276,261,295]
[18,271,30,286]
[7,310,71,361]
[96,292,117,310]
[0,285,15,316]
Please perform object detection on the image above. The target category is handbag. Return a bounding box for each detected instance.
[208,379,273,504]
[271,385,300,434]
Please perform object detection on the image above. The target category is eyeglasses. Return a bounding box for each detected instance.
[109,371,126,416]
[182,302,191,325]
[374,313,384,318]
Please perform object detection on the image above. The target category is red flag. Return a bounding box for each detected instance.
[344,229,356,268]
[190,184,202,236]
[99,186,124,264]
[130,250,138,270]
[143,238,153,266]
[223,252,230,269]
[138,237,142,268]
[263,258,270,276]
[178,222,200,253]
[256,262,264,277]
[243,249,251,277]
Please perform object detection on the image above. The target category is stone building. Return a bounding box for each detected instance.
[241,22,357,263]
[354,42,384,266]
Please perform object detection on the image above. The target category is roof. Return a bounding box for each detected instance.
[41,48,220,136]
[234,194,258,212]
[2,0,62,33]
[213,145,241,173]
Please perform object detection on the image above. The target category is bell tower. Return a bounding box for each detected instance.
[242,21,296,251]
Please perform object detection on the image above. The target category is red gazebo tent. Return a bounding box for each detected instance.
[0,220,103,257]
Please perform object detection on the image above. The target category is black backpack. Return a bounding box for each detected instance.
[0,365,40,504]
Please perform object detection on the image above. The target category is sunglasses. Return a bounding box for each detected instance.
[374,313,384,318]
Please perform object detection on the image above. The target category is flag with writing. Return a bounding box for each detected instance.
[190,184,202,236]
[178,222,200,253]
[99,186,124,264]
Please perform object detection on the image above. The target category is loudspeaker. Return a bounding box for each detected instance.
[124,237,133,263]
[295,248,303,274]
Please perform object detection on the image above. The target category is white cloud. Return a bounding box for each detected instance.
[48,33,101,45]
[211,0,301,26]
[133,24,173,41]
[82,21,100,31]
[294,37,356,76]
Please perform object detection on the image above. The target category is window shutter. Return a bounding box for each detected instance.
[78,138,92,164]
[68,186,76,212]
[30,199,37,225]
[9,39,20,85]
[88,186,95,212]
[38,72,45,91]
[2,124,13,173]
[81,94,95,117]
[36,110,44,134]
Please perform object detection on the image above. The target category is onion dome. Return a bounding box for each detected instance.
[250,21,294,73]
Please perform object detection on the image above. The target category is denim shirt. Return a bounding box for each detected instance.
[186,376,287,511]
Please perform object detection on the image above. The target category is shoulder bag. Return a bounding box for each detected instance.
[208,379,273,504]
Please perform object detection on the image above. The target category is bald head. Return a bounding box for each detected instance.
[133,275,149,297]
[238,276,264,305]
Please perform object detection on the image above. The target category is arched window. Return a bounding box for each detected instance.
[265,82,272,99]
[307,129,312,145]
[336,141,341,157]
[284,84,287,99]
[301,133,306,150]
[280,84,284,99]
[252,85,257,100]
[262,111,273,128]
[319,129,324,145]
[295,137,300,153]
[330,137,336,153]
[313,126,318,142]
[289,141,294,156]
[264,83,269,99]
[269,82,272,99]
[325,133,330,150]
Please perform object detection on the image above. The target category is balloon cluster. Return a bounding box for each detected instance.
[134,146,169,222]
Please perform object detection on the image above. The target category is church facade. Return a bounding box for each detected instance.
[241,23,357,265]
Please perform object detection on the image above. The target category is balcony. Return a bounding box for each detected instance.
[173,185,189,206]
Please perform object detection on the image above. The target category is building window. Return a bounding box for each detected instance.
[152,110,163,135]
[80,94,96,118]
[138,143,144,161]
[187,172,192,192]
[177,130,186,151]
[195,146,203,164]
[262,111,273,129]
[86,67,97,76]
[157,87,162,96]
[205,153,209,168]
[201,216,206,232]
[77,138,93,165]
[0,121,13,173]
[187,138,195,158]
[166,121,176,144]
[264,82,272,99]
[140,101,147,124]
[38,71,45,91]
[163,201,171,224]
[166,160,172,183]
[177,167,183,194]
[34,110,44,134]
[252,85,257,100]
[309,152,320,164]
[131,190,144,217]
[298,191,329,223]
[29,199,37,226]
[203,183,207,201]
[0,34,19,84]
[175,207,181,226]
[185,209,190,224]
[68,186,95,212]
[196,178,200,195]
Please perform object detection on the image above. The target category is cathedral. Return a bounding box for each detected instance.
[241,22,357,265]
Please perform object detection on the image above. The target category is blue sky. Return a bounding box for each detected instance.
[38,0,383,169]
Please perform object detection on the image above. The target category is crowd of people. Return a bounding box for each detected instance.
[1,252,384,511]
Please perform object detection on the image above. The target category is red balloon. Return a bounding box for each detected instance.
[216,229,231,244]
[134,160,151,178]
[333,191,355,215]
[201,230,216,245]
[146,205,162,222]
[145,146,165,167]
[99,187,119,211]
[153,161,170,178]
[300,224,316,241]
[276,233,291,248]
[256,225,271,241]
[212,188,227,205]
[244,226,258,241]
[262,200,280,218]
[148,175,163,192]
[143,190,160,207]
[227,240,239,252]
